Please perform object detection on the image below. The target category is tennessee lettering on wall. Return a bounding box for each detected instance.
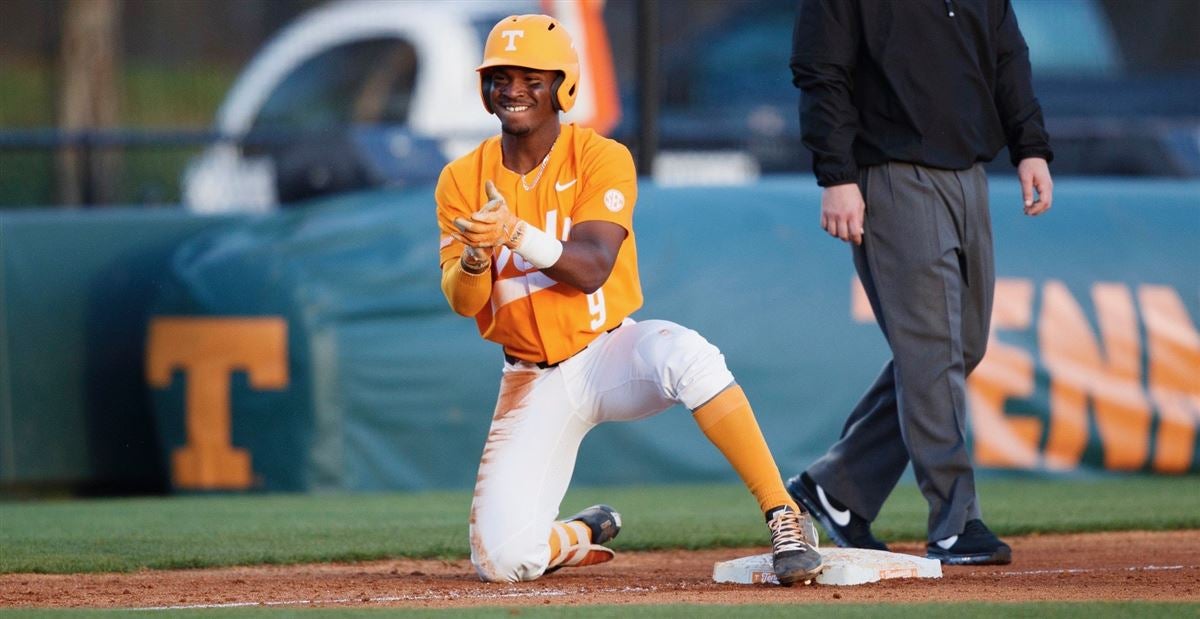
[852,277,1199,473]
[146,317,288,490]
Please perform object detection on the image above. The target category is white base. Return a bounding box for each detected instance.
[713,548,942,586]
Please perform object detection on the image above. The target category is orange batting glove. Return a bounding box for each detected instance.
[452,180,526,249]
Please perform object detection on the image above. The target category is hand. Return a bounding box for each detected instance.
[1018,157,1053,216]
[452,180,526,248]
[820,183,865,245]
[460,245,491,274]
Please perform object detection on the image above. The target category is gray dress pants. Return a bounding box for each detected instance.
[808,161,993,542]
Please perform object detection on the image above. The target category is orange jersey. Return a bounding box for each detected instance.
[436,124,642,365]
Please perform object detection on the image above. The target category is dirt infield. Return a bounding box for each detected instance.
[3,530,1198,609]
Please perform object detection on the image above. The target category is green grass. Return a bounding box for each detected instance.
[1,477,1197,575]
[112,144,206,205]
[0,603,1198,618]
[0,63,233,207]
[119,64,236,127]
[0,146,203,208]
[0,63,55,126]
[0,63,234,128]
[0,152,55,208]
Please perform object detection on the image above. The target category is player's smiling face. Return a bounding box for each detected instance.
[489,66,559,137]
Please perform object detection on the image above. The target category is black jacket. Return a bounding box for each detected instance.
[791,0,1054,186]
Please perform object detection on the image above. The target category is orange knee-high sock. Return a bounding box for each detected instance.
[693,385,798,515]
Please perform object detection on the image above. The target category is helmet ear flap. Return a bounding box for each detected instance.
[480,71,495,114]
[550,72,564,112]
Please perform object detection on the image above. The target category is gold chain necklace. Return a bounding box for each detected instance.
[520,139,556,191]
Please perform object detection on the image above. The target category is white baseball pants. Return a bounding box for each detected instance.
[469,317,736,582]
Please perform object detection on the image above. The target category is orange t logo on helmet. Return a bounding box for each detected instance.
[478,14,580,114]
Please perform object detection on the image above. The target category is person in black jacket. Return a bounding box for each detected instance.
[785,0,1053,566]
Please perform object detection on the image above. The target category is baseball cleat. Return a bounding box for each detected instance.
[786,472,889,551]
[766,505,824,586]
[926,519,1012,565]
[566,504,622,545]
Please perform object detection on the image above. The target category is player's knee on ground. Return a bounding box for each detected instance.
[471,537,548,583]
[633,320,735,410]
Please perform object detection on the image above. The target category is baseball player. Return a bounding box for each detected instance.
[436,14,821,585]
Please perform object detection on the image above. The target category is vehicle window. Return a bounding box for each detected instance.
[252,37,419,131]
[647,0,796,114]
[1013,0,1122,77]
[663,0,1122,107]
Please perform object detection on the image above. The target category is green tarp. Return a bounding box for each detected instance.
[2,177,1197,491]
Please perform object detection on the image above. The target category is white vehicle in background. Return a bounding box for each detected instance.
[183,0,618,214]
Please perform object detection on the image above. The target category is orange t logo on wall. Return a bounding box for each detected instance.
[146,317,288,490]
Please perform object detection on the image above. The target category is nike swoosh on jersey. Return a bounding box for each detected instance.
[817,484,852,527]
[555,179,577,192]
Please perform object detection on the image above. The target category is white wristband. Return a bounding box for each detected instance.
[513,223,563,269]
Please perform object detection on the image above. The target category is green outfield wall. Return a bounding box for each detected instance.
[0,209,237,491]
[1,177,1197,493]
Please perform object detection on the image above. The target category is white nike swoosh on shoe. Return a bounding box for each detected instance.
[816,484,851,527]
[555,179,577,191]
[936,535,959,550]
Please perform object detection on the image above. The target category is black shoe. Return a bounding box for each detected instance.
[786,472,888,551]
[566,504,622,545]
[926,519,1012,565]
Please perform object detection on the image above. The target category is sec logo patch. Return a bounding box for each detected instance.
[603,189,625,212]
